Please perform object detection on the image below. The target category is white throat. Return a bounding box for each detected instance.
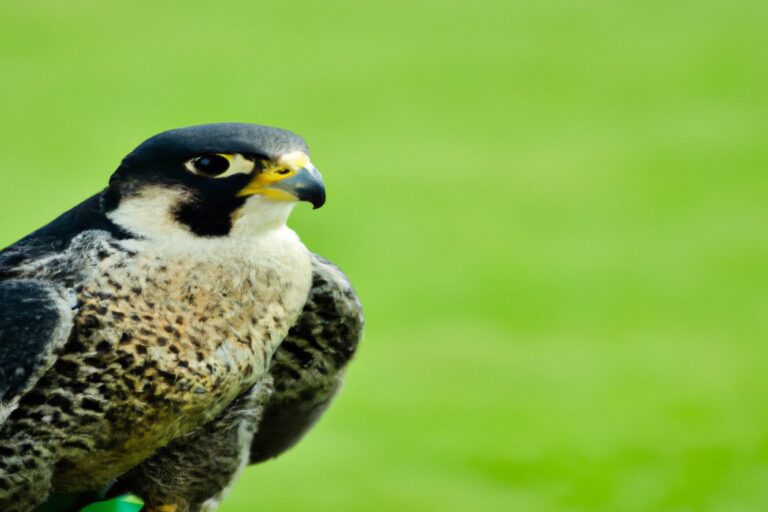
[230,196,297,239]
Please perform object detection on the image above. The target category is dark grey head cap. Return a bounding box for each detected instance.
[124,123,309,164]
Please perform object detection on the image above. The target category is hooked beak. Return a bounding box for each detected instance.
[237,152,326,209]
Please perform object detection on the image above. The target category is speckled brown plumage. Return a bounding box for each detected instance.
[108,256,363,512]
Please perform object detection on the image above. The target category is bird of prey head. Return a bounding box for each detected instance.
[102,123,326,239]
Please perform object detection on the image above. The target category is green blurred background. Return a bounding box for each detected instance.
[2,1,768,511]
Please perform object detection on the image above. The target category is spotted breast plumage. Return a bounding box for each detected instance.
[0,124,363,512]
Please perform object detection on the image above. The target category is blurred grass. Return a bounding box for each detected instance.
[2,1,768,511]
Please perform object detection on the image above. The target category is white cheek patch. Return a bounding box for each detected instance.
[107,186,300,244]
[106,187,194,239]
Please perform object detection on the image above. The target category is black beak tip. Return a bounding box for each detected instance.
[298,184,326,209]
[311,191,326,209]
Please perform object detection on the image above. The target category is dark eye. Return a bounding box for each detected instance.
[192,154,230,177]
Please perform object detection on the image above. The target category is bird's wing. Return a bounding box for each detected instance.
[250,253,364,463]
[0,279,76,424]
[0,193,128,424]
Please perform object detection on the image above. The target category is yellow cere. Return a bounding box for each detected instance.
[237,151,310,199]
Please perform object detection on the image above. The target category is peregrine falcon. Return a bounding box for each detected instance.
[0,124,364,512]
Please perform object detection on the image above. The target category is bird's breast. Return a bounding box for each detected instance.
[46,228,312,489]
